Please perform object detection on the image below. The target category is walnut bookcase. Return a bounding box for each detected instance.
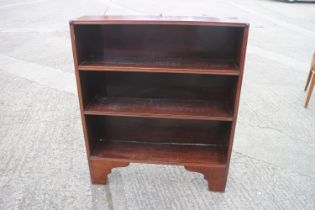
[70,16,249,192]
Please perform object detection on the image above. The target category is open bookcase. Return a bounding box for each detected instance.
[70,16,249,192]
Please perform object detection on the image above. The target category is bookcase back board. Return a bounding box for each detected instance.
[70,16,249,192]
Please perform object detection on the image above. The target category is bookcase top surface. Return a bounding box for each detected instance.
[70,16,249,27]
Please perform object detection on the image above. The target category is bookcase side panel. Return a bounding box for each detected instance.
[70,23,96,160]
[225,25,249,175]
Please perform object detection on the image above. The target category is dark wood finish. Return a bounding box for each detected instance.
[73,24,244,74]
[91,141,226,166]
[86,116,231,145]
[184,166,227,192]
[70,16,248,27]
[79,56,239,76]
[84,97,233,121]
[90,159,129,184]
[79,71,237,120]
[70,16,249,192]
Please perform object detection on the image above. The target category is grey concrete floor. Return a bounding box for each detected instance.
[0,0,314,209]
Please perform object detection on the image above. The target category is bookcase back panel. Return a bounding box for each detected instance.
[86,115,231,146]
[74,24,244,67]
[80,71,237,104]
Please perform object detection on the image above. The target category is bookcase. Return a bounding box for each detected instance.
[70,16,249,192]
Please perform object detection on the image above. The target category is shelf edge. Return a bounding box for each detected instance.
[89,155,227,168]
[83,110,234,122]
[78,65,240,76]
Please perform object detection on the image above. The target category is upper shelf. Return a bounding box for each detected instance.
[78,56,240,75]
[72,23,245,75]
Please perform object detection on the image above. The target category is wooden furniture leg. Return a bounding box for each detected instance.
[90,159,129,184]
[184,166,227,192]
[304,70,315,108]
[305,67,313,91]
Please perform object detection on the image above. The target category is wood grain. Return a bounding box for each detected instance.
[91,140,226,166]
[79,56,239,75]
[70,15,249,27]
[84,97,233,121]
[85,116,231,145]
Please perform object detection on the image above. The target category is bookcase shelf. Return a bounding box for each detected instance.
[87,116,230,166]
[84,96,233,121]
[79,71,237,121]
[78,56,240,75]
[70,16,249,192]
[91,141,226,166]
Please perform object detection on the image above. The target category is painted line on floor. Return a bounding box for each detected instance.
[0,45,308,97]
[248,46,309,70]
[0,54,76,95]
[229,1,315,39]
[0,0,49,10]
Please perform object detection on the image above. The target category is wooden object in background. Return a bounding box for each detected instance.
[304,52,315,108]
[70,16,249,192]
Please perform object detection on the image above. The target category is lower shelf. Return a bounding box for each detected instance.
[91,140,226,166]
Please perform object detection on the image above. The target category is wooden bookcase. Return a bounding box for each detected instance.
[70,16,249,192]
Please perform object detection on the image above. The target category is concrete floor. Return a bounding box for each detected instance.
[0,0,314,209]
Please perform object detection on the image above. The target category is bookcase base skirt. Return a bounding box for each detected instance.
[90,159,227,192]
